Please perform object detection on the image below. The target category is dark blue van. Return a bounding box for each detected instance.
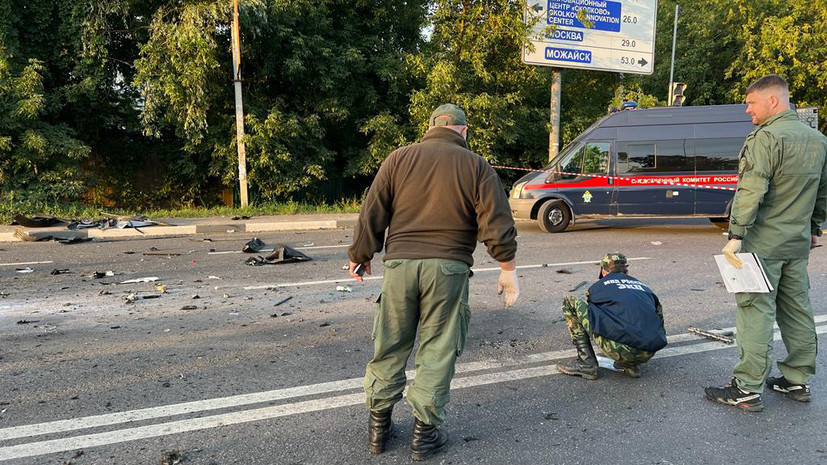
[508,104,755,232]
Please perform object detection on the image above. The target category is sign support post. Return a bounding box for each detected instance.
[549,69,562,162]
[231,0,249,207]
[667,4,679,106]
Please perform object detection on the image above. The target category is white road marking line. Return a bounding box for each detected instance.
[243,275,384,289]
[0,393,365,461]
[241,257,652,290]
[0,261,54,267]
[2,324,825,461]
[5,315,825,443]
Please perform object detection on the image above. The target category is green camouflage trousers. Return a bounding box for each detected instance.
[364,258,470,425]
[562,295,654,366]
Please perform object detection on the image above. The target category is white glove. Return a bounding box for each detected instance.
[722,239,743,269]
[497,269,519,307]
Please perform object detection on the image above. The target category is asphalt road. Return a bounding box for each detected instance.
[1,218,825,465]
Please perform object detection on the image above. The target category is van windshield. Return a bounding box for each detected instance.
[543,142,579,170]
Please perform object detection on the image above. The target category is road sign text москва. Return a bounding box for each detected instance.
[523,0,658,75]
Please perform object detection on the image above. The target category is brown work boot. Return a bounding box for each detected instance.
[411,418,448,461]
[368,408,393,454]
[556,337,598,380]
[614,361,641,378]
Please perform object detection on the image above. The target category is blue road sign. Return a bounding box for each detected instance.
[547,0,622,33]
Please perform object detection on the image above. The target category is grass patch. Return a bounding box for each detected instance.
[1,199,362,224]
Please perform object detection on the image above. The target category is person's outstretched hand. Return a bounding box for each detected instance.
[497,269,519,307]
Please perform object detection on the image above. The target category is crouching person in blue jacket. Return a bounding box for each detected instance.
[557,253,667,380]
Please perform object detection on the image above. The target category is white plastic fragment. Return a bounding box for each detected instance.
[120,277,159,284]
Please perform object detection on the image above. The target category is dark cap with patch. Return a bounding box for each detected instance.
[600,252,628,273]
[429,103,467,127]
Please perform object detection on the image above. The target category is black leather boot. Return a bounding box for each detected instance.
[411,418,449,461]
[368,408,393,454]
[556,337,598,380]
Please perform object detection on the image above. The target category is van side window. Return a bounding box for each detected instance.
[694,137,743,171]
[583,142,611,174]
[618,143,654,172]
[617,141,691,172]
[654,140,691,171]
[559,142,611,178]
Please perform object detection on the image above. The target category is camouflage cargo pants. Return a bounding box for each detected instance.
[562,295,654,366]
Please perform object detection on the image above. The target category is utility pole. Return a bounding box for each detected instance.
[231,0,249,206]
[667,4,679,106]
[549,69,562,162]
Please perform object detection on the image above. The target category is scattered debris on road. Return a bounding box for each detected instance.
[687,327,734,344]
[160,450,182,465]
[568,280,588,292]
[120,277,160,284]
[13,229,91,243]
[243,237,267,253]
[555,268,573,274]
[12,214,70,227]
[245,244,313,266]
[15,267,34,273]
[50,269,70,275]
[274,296,293,306]
[181,305,198,310]
[124,293,162,303]
[16,320,39,324]
[336,286,352,293]
[93,271,115,279]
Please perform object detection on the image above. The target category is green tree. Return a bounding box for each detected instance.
[360,0,552,177]
[0,53,90,203]
[726,0,827,130]
[135,0,428,202]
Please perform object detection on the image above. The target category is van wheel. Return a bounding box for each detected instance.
[538,200,571,233]
[709,217,729,231]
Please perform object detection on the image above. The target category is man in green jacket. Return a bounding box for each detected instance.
[348,104,519,459]
[706,75,827,412]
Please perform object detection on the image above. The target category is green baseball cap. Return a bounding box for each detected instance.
[600,252,628,273]
[429,103,467,127]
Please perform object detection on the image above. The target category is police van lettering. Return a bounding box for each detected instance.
[522,173,738,191]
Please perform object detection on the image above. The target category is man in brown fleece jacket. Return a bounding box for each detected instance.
[348,103,519,461]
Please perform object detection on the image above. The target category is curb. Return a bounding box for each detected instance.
[0,218,358,243]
